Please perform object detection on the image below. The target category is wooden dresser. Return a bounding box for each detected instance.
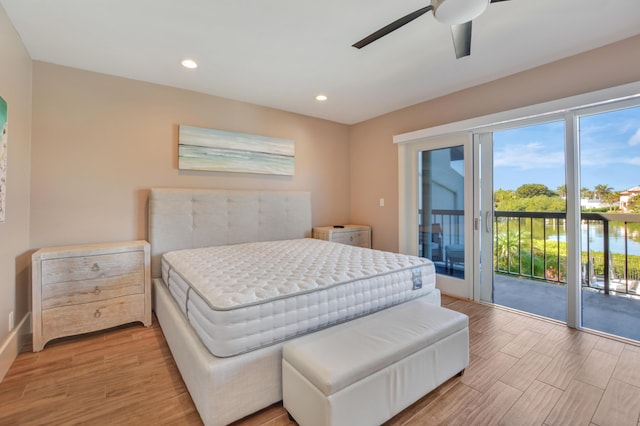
[312,225,371,248]
[32,240,151,351]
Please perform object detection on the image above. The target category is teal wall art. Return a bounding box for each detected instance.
[0,95,7,222]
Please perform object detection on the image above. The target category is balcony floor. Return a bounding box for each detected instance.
[493,273,640,341]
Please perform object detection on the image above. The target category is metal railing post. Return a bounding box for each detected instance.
[625,222,629,294]
[604,220,610,295]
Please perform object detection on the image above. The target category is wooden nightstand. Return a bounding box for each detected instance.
[31,240,151,352]
[312,225,371,248]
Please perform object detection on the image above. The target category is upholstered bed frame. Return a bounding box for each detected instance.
[148,188,312,426]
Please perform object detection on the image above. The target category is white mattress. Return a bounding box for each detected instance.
[161,238,436,357]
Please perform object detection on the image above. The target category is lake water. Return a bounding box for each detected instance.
[549,223,640,255]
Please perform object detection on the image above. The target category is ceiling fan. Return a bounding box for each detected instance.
[352,0,510,59]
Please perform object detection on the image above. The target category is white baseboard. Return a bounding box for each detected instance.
[0,312,31,382]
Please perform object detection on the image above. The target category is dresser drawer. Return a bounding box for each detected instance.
[41,251,144,285]
[42,294,145,341]
[42,272,144,309]
[331,230,369,247]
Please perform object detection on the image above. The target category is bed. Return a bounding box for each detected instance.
[148,188,440,425]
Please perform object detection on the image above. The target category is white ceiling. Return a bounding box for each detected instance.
[2,0,640,124]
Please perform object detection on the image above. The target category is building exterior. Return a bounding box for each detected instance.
[620,185,640,212]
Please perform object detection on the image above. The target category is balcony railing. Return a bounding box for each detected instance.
[494,211,640,295]
[493,211,566,285]
[421,209,640,296]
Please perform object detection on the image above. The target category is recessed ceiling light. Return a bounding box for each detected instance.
[315,94,328,101]
[181,59,198,69]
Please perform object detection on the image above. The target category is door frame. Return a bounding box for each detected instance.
[475,133,494,304]
[398,132,475,300]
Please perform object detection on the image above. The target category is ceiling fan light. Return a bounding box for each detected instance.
[433,0,490,24]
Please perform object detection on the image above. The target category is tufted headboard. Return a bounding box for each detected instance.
[148,188,312,278]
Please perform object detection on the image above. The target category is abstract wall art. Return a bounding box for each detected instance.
[178,125,295,176]
[0,95,7,222]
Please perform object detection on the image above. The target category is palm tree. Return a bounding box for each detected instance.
[556,184,566,198]
[581,187,593,199]
[602,191,620,209]
[494,230,521,273]
[594,184,613,201]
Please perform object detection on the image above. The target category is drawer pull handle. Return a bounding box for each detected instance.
[93,287,101,295]
[94,309,101,319]
[91,263,100,272]
[350,236,353,241]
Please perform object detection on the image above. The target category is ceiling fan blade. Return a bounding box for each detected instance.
[490,0,510,2]
[352,5,433,49]
[451,21,472,59]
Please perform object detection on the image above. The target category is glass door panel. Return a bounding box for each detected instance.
[579,104,640,340]
[419,146,466,278]
[490,121,567,322]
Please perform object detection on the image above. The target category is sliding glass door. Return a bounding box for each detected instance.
[475,102,640,338]
[397,89,640,340]
[487,121,568,322]
[399,134,474,299]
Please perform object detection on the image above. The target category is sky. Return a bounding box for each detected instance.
[493,105,640,193]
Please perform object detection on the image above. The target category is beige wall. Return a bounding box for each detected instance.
[0,6,32,348]
[30,62,351,250]
[350,35,640,253]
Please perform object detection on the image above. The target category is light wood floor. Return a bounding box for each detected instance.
[2,295,640,425]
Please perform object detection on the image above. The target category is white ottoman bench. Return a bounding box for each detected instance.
[282,297,469,426]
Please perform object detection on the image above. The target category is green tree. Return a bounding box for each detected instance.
[602,191,620,208]
[494,189,515,208]
[594,184,613,201]
[515,183,556,199]
[556,184,566,198]
[581,187,593,199]
[498,195,565,212]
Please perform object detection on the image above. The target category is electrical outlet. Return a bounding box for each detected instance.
[379,198,385,207]
[8,311,14,332]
